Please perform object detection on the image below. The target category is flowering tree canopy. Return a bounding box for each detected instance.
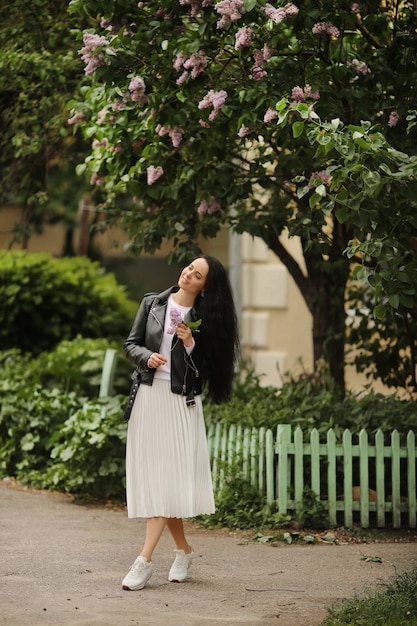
[69,0,417,389]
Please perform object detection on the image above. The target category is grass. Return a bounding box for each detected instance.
[321,567,417,625]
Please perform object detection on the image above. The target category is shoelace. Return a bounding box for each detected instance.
[131,558,148,574]
[173,553,190,570]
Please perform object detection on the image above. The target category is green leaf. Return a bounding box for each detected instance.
[335,206,348,223]
[309,193,321,208]
[275,97,288,111]
[388,293,400,309]
[292,121,304,138]
[184,318,202,333]
[362,170,381,189]
[373,303,386,320]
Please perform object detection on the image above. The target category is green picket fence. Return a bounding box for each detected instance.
[207,422,417,529]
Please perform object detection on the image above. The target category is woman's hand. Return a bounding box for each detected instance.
[148,352,168,368]
[176,322,193,348]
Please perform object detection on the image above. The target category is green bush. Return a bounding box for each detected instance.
[33,398,127,500]
[0,250,137,355]
[0,338,131,489]
[204,359,417,437]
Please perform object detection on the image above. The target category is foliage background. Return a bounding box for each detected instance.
[0,251,137,355]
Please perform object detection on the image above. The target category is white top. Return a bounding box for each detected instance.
[154,295,193,381]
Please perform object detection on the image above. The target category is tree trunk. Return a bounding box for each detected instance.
[310,260,349,390]
[62,228,75,257]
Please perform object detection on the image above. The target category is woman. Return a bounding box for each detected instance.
[122,255,240,590]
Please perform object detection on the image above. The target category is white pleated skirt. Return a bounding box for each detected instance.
[125,378,215,519]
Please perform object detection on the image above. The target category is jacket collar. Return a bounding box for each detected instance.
[154,285,179,303]
[154,286,198,321]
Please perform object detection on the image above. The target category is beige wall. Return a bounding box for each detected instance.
[0,205,230,261]
[240,233,312,387]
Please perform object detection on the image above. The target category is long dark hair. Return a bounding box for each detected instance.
[194,255,240,403]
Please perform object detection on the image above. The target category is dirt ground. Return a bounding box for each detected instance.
[1,478,417,626]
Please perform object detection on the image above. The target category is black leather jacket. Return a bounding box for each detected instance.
[123,286,204,399]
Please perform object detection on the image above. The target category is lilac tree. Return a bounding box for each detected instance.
[69,0,417,390]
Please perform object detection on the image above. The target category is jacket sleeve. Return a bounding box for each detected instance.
[123,295,155,370]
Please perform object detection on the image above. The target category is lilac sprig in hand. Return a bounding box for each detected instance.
[167,308,202,334]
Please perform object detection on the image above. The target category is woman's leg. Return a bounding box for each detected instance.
[140,516,168,562]
[166,518,193,553]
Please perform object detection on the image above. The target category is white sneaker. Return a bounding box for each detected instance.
[168,549,193,583]
[122,556,153,590]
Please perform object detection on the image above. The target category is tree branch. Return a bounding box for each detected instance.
[355,14,383,49]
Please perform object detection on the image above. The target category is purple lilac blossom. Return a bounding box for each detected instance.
[388,110,400,127]
[111,93,133,112]
[262,44,274,60]
[252,49,267,80]
[67,111,85,125]
[169,127,183,147]
[263,5,287,24]
[184,52,208,78]
[284,3,299,15]
[348,59,371,75]
[90,173,105,186]
[96,108,110,125]
[79,33,110,76]
[147,165,164,185]
[264,108,278,123]
[252,66,267,80]
[312,22,340,37]
[128,76,147,106]
[215,0,245,29]
[176,71,188,86]
[198,90,228,121]
[235,26,253,50]
[156,125,183,147]
[92,138,109,148]
[291,85,320,103]
[303,85,320,100]
[197,197,221,214]
[238,124,251,137]
[310,170,330,185]
[263,2,298,24]
[174,51,207,84]
[174,52,186,71]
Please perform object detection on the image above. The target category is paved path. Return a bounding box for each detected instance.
[1,480,417,626]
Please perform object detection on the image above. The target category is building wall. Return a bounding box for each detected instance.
[240,233,312,388]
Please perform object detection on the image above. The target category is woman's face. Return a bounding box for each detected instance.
[178,258,209,297]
